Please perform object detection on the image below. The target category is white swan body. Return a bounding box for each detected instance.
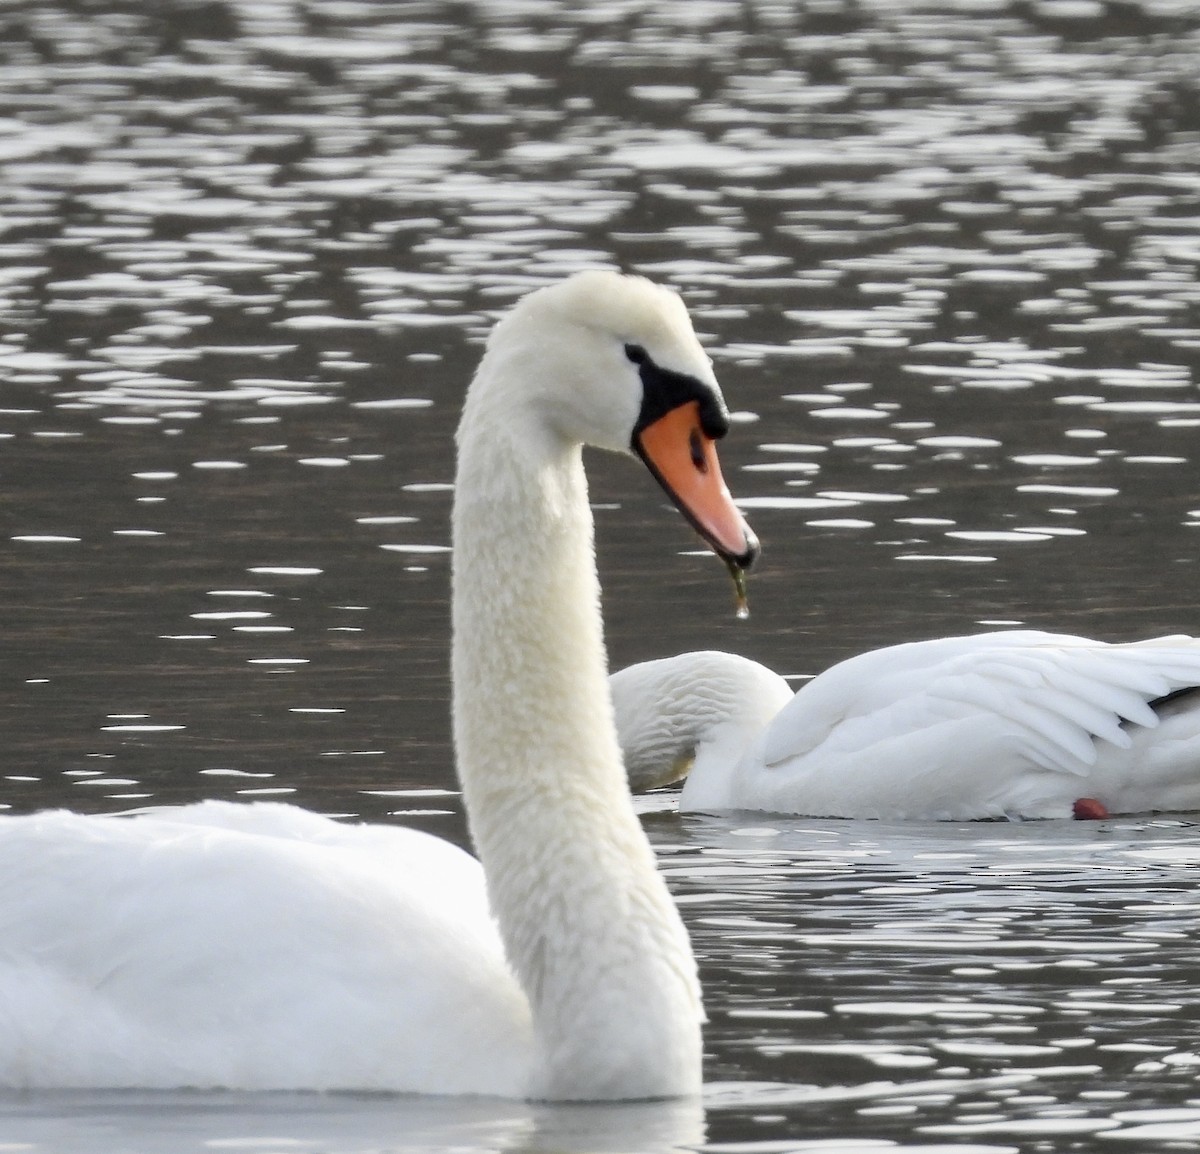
[611,632,1200,820]
[0,802,527,1094]
[0,271,758,1097]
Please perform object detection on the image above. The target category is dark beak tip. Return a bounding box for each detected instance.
[726,526,761,572]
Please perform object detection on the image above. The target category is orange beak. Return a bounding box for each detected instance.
[634,400,759,570]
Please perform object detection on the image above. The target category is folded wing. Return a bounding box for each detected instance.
[760,631,1200,781]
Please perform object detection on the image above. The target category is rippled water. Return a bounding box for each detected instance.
[4,0,1200,1150]
[673,814,1200,1150]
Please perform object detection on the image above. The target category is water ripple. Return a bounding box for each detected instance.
[4,1,1200,1146]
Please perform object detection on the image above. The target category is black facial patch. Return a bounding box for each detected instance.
[628,350,729,448]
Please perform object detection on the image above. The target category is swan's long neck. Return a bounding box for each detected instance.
[451,357,702,1101]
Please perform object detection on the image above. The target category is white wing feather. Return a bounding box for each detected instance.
[761,631,1200,781]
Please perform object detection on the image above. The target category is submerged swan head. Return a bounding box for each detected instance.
[611,651,794,792]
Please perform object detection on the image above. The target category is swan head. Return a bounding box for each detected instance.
[479,270,759,572]
[610,651,795,792]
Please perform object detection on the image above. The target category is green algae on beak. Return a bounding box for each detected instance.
[726,557,750,620]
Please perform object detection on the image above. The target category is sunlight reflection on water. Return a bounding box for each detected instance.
[3,0,1200,1148]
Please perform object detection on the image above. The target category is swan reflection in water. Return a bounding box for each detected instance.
[0,1091,709,1154]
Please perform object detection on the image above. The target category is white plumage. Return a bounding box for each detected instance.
[0,802,526,1093]
[611,632,1200,820]
[0,270,756,1097]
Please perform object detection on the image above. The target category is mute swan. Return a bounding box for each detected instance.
[0,271,758,1098]
[611,632,1200,820]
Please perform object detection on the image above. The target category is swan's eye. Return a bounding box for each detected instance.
[624,343,648,365]
[689,428,707,473]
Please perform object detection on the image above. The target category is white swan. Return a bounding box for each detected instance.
[0,270,758,1098]
[611,632,1200,820]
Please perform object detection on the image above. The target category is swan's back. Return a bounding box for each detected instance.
[750,631,1200,819]
[0,801,530,1092]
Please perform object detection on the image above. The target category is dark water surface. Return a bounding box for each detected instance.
[3,1,1200,1150]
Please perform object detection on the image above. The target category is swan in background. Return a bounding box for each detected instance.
[611,632,1200,820]
[0,270,759,1098]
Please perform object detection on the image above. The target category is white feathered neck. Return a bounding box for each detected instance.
[451,273,704,1101]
